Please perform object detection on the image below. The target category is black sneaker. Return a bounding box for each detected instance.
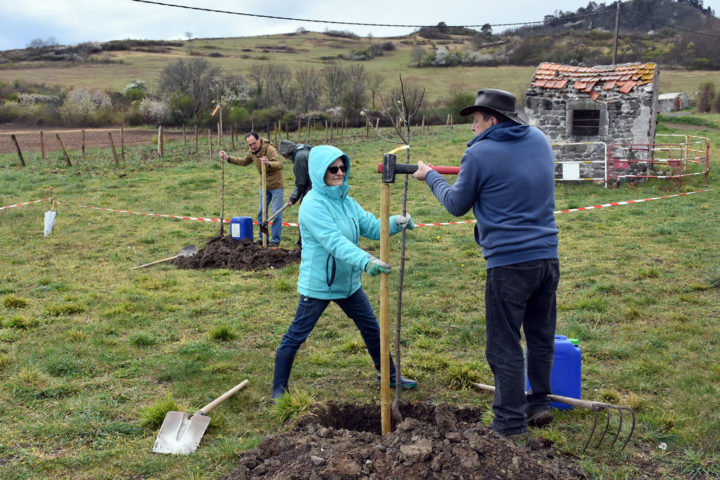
[527,409,554,427]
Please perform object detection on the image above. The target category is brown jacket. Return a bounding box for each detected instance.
[227,138,284,190]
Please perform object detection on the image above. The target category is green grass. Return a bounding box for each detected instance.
[0,118,718,479]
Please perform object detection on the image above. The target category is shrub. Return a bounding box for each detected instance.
[3,295,28,308]
[696,81,715,113]
[210,326,236,341]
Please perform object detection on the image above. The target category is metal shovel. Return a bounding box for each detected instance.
[259,201,292,236]
[131,245,198,270]
[153,379,249,455]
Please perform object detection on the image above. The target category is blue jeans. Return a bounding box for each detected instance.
[485,259,560,436]
[273,288,396,396]
[258,188,284,244]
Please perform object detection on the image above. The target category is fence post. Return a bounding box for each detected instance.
[208,128,213,157]
[108,132,119,166]
[81,129,86,162]
[194,125,199,151]
[157,126,163,158]
[183,124,187,145]
[120,127,125,162]
[231,124,235,150]
[40,131,45,160]
[56,134,72,166]
[10,134,26,167]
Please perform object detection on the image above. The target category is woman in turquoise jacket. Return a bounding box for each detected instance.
[272,145,417,400]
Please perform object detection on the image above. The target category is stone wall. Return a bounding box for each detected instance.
[525,79,658,181]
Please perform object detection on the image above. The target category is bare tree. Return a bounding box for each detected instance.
[295,67,322,112]
[322,65,348,106]
[411,45,426,67]
[341,64,369,123]
[158,58,221,123]
[367,72,385,110]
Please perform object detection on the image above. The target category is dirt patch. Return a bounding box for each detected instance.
[174,235,299,271]
[228,402,589,480]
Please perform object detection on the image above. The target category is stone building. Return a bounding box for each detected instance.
[525,62,659,182]
[657,92,690,113]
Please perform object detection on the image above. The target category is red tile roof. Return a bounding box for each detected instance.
[531,62,656,96]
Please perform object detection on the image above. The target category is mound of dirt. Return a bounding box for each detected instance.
[228,402,587,480]
[175,236,299,271]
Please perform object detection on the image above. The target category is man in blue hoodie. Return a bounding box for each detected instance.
[413,89,560,443]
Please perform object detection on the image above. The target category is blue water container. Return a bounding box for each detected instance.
[230,216,253,241]
[527,335,581,410]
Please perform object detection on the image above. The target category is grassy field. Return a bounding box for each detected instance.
[1,33,718,104]
[0,116,719,479]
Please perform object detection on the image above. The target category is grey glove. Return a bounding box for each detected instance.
[365,256,391,276]
[395,214,414,230]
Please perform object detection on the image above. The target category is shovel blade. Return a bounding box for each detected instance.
[178,245,198,257]
[153,411,211,455]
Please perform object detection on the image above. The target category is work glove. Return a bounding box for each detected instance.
[365,256,391,276]
[395,214,414,230]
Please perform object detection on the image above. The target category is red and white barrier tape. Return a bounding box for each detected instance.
[3,190,712,227]
[0,198,49,211]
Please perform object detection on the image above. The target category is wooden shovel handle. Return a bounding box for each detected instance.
[471,382,607,410]
[130,255,178,270]
[197,379,249,415]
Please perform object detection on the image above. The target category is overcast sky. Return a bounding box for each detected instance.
[1,0,718,51]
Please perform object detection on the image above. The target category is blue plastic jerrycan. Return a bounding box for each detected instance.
[526,335,581,410]
[230,216,253,241]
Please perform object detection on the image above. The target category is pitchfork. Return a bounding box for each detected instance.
[471,382,636,452]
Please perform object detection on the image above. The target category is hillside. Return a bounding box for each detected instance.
[1,0,719,129]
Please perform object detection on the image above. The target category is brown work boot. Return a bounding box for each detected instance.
[505,432,545,451]
[527,409,554,427]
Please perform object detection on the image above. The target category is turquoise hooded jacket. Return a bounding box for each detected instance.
[296,145,403,299]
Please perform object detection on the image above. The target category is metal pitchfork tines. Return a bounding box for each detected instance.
[471,382,636,452]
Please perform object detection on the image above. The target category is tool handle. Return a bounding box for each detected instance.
[266,201,292,224]
[471,382,605,411]
[377,163,460,175]
[197,379,249,415]
[130,255,178,270]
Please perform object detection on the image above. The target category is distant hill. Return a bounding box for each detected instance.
[412,0,720,69]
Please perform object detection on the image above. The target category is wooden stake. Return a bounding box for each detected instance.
[218,106,225,237]
[231,124,236,150]
[379,182,391,435]
[194,125,199,151]
[183,124,186,145]
[40,131,45,160]
[208,128,212,157]
[157,126,163,157]
[56,134,72,166]
[120,127,125,162]
[81,129,86,162]
[261,163,267,248]
[10,134,26,167]
[108,132,119,166]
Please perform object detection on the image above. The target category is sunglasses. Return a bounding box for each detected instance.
[327,165,347,174]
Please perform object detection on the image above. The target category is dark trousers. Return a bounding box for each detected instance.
[273,288,396,397]
[485,259,560,435]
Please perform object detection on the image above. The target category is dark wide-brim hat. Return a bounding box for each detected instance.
[459,88,528,125]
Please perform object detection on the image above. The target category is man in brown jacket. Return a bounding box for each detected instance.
[219,132,285,246]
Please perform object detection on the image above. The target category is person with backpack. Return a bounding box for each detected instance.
[277,140,312,250]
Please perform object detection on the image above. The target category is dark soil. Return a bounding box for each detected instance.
[228,402,589,480]
[174,235,299,271]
